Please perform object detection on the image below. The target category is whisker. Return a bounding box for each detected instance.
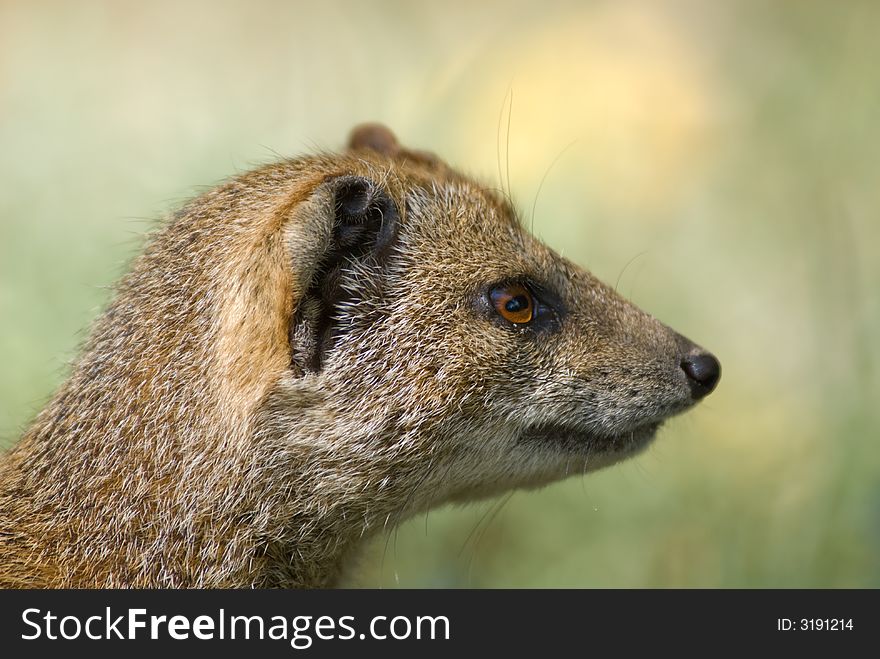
[379,453,438,586]
[496,87,512,199]
[530,140,578,234]
[505,89,514,199]
[467,492,514,586]
[615,251,649,294]
[457,499,499,559]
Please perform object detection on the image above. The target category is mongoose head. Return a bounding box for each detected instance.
[0,123,720,587]
[262,124,720,512]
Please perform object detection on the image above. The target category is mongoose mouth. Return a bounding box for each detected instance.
[520,420,663,458]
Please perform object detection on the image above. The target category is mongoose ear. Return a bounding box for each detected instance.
[331,175,398,258]
[347,123,442,169]
[289,175,400,374]
[348,123,401,157]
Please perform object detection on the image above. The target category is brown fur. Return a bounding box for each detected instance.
[0,125,718,587]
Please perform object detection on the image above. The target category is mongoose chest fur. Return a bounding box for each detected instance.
[0,124,720,588]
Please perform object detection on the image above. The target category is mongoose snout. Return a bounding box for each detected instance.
[0,123,720,587]
[680,352,722,399]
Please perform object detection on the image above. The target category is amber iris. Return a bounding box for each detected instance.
[490,284,534,324]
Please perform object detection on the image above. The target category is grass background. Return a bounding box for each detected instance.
[1,0,877,587]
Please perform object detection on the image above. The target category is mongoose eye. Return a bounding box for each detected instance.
[490,284,534,324]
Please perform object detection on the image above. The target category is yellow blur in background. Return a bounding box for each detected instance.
[1,0,877,587]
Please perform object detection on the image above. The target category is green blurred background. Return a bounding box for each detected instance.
[1,0,878,587]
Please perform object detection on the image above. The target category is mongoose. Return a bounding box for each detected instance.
[0,124,720,588]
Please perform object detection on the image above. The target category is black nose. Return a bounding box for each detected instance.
[680,353,721,399]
